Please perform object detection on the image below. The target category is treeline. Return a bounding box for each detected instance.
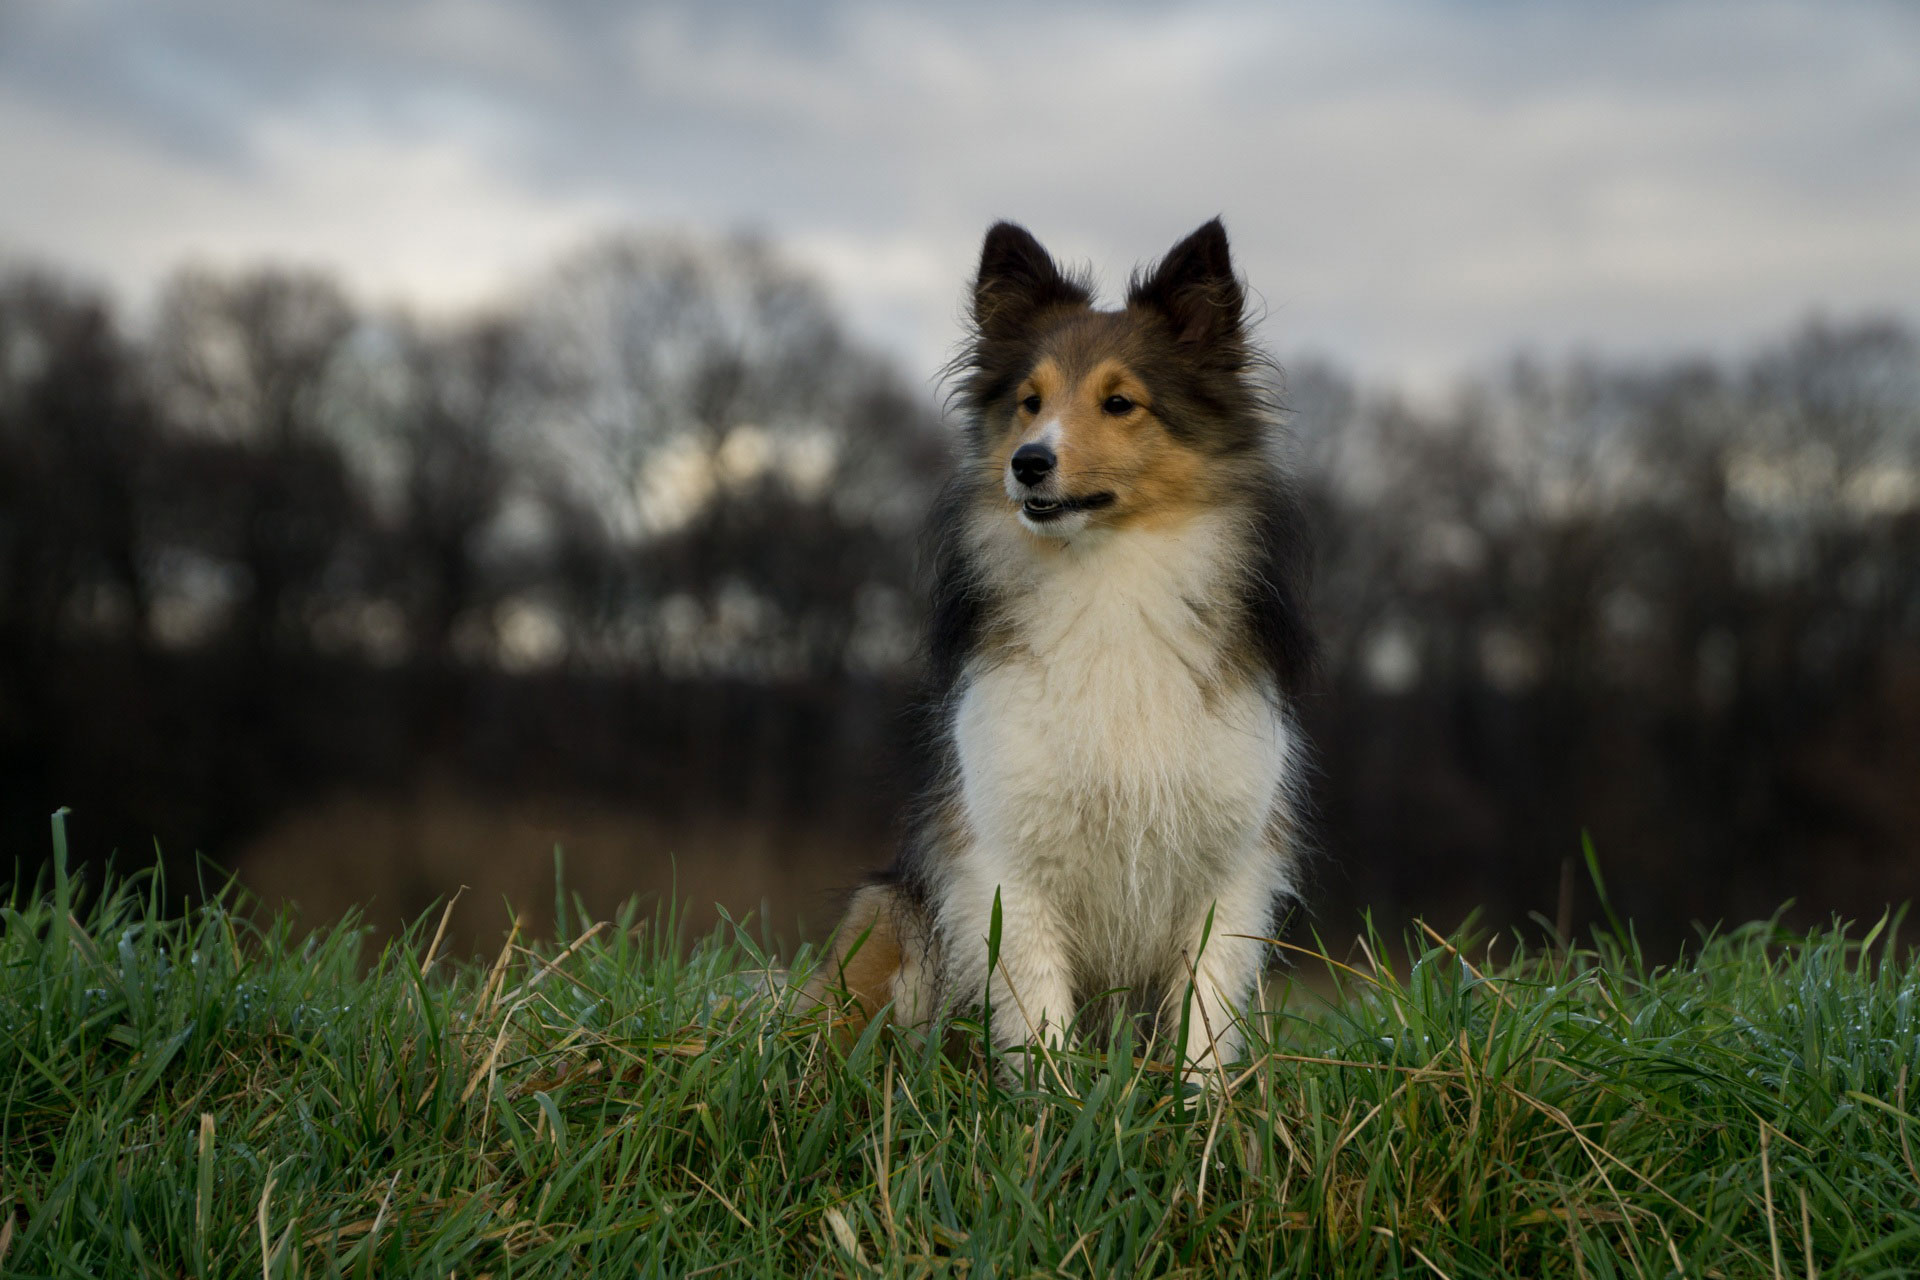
[2,233,1917,942]
[0,237,946,886]
[1287,326,1920,932]
[1,237,941,677]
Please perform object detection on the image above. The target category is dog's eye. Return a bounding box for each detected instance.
[1103,395,1135,416]
[1020,394,1042,414]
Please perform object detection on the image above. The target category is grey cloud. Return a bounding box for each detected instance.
[2,0,1917,386]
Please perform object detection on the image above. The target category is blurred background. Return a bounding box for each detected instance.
[3,1,1918,955]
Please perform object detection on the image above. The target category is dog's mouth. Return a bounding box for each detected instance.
[1021,492,1116,523]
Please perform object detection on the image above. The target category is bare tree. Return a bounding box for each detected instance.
[148,267,362,655]
[0,270,155,653]
[379,317,518,664]
[512,231,942,672]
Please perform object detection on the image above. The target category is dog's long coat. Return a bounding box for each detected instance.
[807,219,1313,1070]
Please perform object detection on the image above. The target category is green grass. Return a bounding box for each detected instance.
[4,814,1920,1278]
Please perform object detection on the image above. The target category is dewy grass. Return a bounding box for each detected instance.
[4,813,1920,1278]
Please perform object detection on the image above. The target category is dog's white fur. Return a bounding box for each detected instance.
[912,507,1298,1068]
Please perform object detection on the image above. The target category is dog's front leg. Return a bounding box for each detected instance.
[943,866,1075,1052]
[1173,883,1275,1078]
[988,901,1076,1054]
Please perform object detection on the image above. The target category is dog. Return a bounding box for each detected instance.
[805,218,1314,1073]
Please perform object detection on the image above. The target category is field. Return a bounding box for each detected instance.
[4,816,1919,1278]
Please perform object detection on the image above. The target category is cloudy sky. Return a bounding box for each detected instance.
[3,0,1916,390]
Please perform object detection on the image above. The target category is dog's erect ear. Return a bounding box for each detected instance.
[1128,218,1246,347]
[972,222,1090,340]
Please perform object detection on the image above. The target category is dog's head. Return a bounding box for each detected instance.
[952,219,1269,539]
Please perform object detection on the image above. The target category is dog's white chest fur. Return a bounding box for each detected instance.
[952,516,1294,978]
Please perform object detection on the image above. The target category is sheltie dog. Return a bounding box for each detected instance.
[805,218,1314,1073]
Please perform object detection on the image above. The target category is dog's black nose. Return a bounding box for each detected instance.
[1011,443,1056,487]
